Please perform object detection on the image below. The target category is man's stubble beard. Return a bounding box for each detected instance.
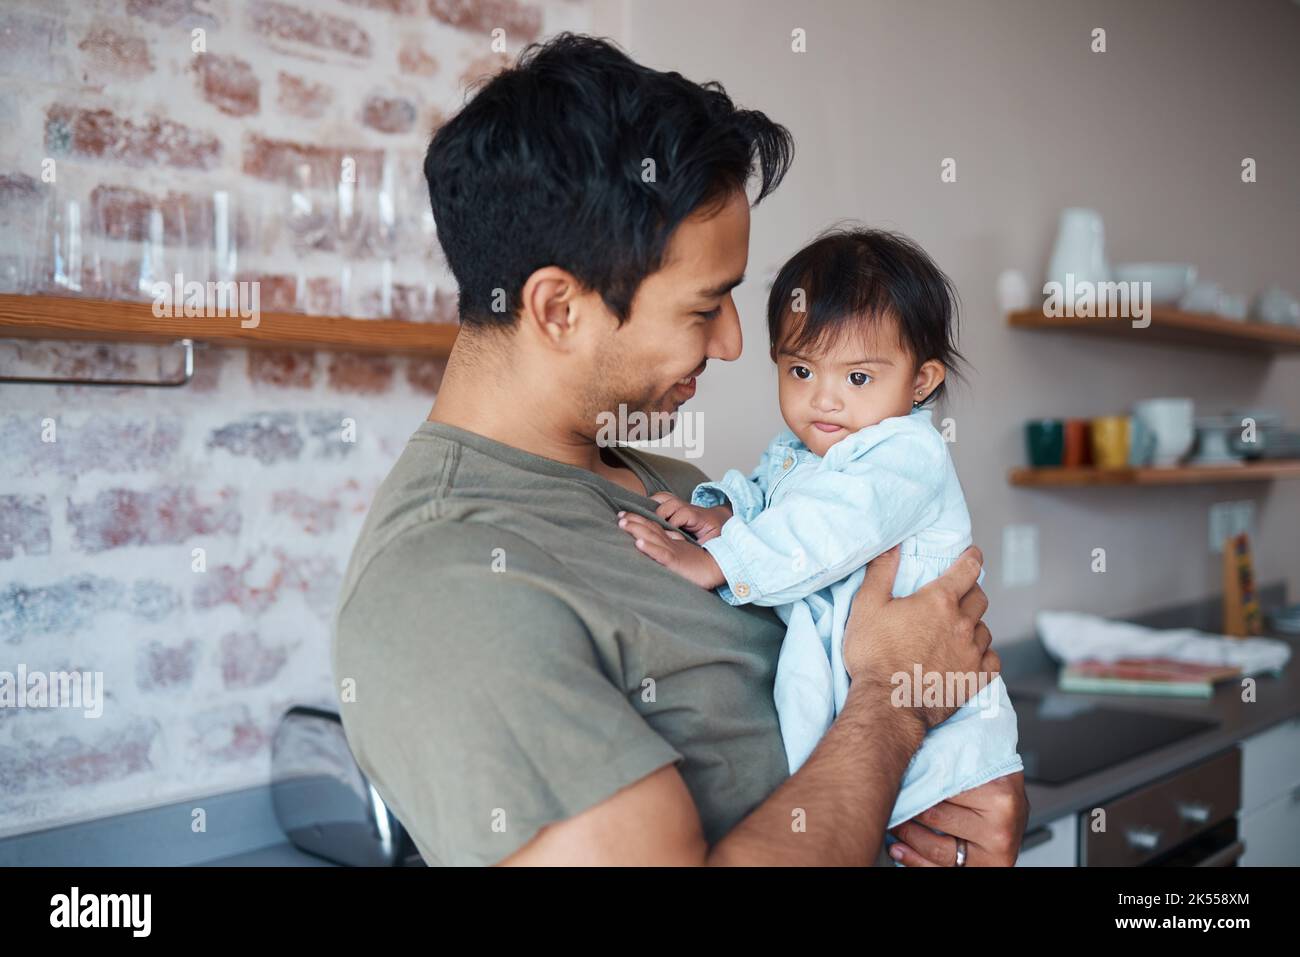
[582,346,681,443]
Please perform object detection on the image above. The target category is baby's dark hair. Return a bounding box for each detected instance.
[766,226,966,407]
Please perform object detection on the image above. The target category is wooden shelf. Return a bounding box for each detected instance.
[0,293,459,356]
[1008,306,1300,354]
[1010,460,1300,487]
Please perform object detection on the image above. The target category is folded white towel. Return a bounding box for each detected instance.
[1036,610,1292,676]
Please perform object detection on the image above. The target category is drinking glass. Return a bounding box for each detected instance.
[42,192,86,295]
[0,178,46,293]
[285,159,334,255]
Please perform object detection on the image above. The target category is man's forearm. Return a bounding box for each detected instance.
[706,679,925,865]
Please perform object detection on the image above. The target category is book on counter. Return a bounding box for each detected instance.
[1058,658,1242,698]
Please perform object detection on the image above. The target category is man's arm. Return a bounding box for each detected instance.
[502,545,1018,866]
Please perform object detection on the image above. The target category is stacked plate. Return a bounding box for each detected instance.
[1269,604,1300,636]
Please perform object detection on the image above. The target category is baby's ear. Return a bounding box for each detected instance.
[914,358,946,393]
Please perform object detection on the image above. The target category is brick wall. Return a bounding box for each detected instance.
[0,0,597,838]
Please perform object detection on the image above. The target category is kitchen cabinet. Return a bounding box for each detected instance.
[1015,814,1077,866]
[1239,715,1300,866]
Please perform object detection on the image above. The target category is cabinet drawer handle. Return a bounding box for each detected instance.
[1126,827,1162,851]
[1020,826,1053,851]
[1176,801,1212,823]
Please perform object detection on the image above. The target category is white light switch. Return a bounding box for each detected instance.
[1002,524,1039,587]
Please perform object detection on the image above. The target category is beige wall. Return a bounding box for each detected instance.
[613,0,1300,644]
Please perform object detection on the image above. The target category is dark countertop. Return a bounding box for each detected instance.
[1006,632,1299,831]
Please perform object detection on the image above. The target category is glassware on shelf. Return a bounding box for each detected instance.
[211,189,235,283]
[85,189,127,301]
[0,178,47,294]
[377,259,394,318]
[134,204,167,301]
[285,158,334,256]
[416,274,440,324]
[338,261,390,320]
[335,154,366,257]
[372,155,398,260]
[42,192,86,295]
[339,262,359,318]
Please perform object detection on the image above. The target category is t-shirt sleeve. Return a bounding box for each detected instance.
[334,526,684,866]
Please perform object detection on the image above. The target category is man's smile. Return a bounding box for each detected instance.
[672,360,708,401]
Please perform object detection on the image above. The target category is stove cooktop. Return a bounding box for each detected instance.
[1010,691,1219,786]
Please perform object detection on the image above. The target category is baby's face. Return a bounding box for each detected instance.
[774,317,922,457]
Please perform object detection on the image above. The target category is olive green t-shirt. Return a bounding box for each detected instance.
[331,421,791,866]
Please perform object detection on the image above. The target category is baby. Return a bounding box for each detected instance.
[617,227,1022,830]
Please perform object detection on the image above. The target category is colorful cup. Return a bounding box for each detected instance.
[1090,415,1130,469]
[1025,420,1065,467]
[1064,418,1092,467]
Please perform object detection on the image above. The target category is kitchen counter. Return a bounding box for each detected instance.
[0,781,341,867]
[1007,637,1299,831]
[999,580,1297,832]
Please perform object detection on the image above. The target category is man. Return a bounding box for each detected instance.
[332,34,1027,866]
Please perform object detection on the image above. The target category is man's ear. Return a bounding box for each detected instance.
[520,267,582,349]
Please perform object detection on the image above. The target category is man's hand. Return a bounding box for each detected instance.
[648,491,733,543]
[887,771,1029,867]
[617,511,727,590]
[843,544,996,732]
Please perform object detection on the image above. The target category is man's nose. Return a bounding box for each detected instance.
[705,296,743,362]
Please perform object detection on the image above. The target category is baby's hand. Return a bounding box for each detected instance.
[649,492,733,544]
[617,511,727,590]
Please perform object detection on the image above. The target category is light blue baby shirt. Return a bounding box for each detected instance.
[691,407,1023,828]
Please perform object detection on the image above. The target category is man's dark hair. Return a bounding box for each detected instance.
[424,33,793,328]
[766,227,967,407]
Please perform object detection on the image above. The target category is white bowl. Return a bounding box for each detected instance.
[1113,262,1198,305]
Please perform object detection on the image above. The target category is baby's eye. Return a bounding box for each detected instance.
[848,371,872,386]
[789,365,812,380]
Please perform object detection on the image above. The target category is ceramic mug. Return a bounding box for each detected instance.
[1064,418,1092,467]
[1128,416,1156,466]
[1090,416,1130,469]
[1132,398,1195,467]
[1025,420,1065,467]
